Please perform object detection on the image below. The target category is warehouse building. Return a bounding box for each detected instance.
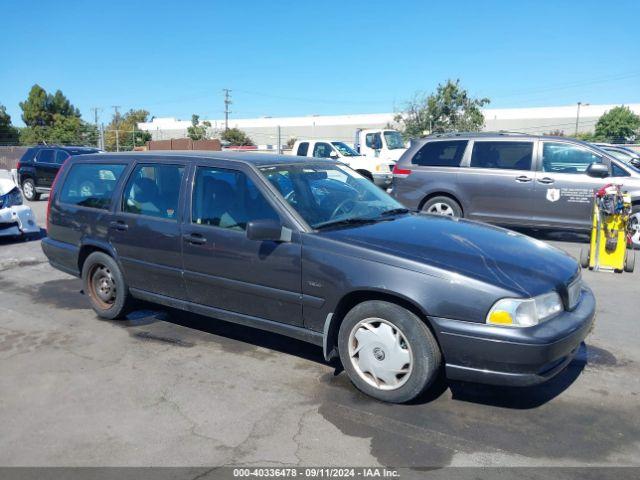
[137,103,640,147]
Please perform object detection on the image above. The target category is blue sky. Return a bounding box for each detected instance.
[1,0,639,126]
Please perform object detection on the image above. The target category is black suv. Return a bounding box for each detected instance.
[42,152,595,403]
[17,146,100,201]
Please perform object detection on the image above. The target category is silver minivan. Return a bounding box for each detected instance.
[390,133,640,245]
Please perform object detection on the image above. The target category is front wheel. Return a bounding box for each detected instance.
[82,252,133,319]
[629,206,640,250]
[624,249,635,273]
[338,300,441,403]
[422,196,462,218]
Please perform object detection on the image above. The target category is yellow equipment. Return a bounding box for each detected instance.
[580,184,635,273]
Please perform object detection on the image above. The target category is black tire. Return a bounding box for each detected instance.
[82,252,133,319]
[21,178,40,201]
[579,247,590,269]
[422,196,462,218]
[337,300,441,403]
[624,249,635,273]
[630,205,640,250]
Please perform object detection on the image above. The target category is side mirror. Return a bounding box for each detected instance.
[329,151,339,159]
[246,219,291,242]
[586,163,609,178]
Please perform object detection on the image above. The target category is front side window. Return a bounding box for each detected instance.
[122,164,184,220]
[36,149,55,163]
[55,150,69,164]
[192,167,280,231]
[470,141,533,170]
[59,163,126,209]
[412,140,468,167]
[331,142,359,157]
[384,131,405,150]
[260,163,404,229]
[312,143,334,158]
[542,142,602,174]
[365,133,382,149]
[296,142,309,156]
[611,162,630,177]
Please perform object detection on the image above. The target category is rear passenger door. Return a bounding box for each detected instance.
[456,140,536,225]
[182,162,303,326]
[34,149,58,187]
[109,160,188,300]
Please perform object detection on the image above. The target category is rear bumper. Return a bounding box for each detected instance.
[41,237,80,276]
[431,287,596,386]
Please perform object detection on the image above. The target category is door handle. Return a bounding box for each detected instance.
[537,177,555,184]
[109,220,128,231]
[183,233,207,245]
[515,175,532,183]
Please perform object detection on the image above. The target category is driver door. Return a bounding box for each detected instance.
[532,141,610,229]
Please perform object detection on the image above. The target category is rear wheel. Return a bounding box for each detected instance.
[580,247,590,269]
[629,206,640,250]
[422,196,462,218]
[22,178,40,201]
[82,252,132,319]
[338,300,441,403]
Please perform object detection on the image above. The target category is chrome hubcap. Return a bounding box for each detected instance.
[427,202,455,216]
[23,182,33,198]
[348,318,413,390]
[630,213,640,247]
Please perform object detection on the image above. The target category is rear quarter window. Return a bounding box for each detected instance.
[412,140,468,167]
[58,163,126,210]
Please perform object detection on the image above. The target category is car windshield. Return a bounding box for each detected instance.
[260,163,407,229]
[384,131,405,150]
[331,142,360,157]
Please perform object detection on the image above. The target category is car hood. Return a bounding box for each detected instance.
[0,172,18,196]
[317,213,579,297]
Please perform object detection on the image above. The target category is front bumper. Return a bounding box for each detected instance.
[430,286,596,386]
[0,205,40,237]
[372,172,393,188]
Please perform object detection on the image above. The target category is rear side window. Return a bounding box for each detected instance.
[59,163,126,209]
[296,142,309,156]
[55,150,69,164]
[122,164,184,220]
[20,148,38,163]
[470,141,533,170]
[36,149,55,164]
[412,140,468,167]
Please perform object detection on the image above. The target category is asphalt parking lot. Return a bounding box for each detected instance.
[1,198,639,469]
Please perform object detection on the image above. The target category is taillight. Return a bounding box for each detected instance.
[46,170,61,233]
[16,161,21,171]
[392,165,412,178]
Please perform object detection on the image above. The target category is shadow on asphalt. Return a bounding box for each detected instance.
[119,304,586,409]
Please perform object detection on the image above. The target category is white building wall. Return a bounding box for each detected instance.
[137,104,640,145]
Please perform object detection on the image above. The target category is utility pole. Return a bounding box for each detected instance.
[223,89,232,131]
[112,106,120,152]
[575,102,589,136]
[90,107,101,149]
[277,125,282,154]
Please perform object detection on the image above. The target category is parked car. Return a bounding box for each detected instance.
[17,145,100,201]
[292,139,393,188]
[593,143,640,169]
[391,133,640,246]
[42,152,594,403]
[0,169,40,239]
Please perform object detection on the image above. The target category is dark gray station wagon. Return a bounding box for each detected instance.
[43,152,595,403]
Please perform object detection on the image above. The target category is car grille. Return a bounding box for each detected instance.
[566,278,582,310]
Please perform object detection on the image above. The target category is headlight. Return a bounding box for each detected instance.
[487,291,563,327]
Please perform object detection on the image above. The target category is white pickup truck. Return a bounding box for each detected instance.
[291,139,393,188]
[354,129,407,166]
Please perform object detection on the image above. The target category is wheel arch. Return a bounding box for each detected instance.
[323,289,440,362]
[78,240,120,274]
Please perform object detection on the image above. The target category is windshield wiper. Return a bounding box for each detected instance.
[379,207,410,217]
[314,217,379,230]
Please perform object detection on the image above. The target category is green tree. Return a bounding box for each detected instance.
[187,114,211,141]
[105,109,152,151]
[395,79,490,137]
[220,127,254,146]
[286,137,297,149]
[20,84,51,127]
[0,104,19,145]
[49,90,81,118]
[594,106,640,143]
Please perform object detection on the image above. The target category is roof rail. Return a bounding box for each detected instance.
[424,131,533,138]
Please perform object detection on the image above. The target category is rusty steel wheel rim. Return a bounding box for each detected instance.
[88,264,116,310]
